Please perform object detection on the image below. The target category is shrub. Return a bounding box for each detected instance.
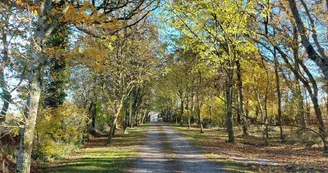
[33,102,88,161]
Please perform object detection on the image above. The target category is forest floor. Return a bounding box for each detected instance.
[174,124,328,172]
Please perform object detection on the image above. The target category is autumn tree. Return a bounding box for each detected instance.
[168,0,257,141]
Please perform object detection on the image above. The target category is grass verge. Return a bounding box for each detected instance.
[38,124,149,173]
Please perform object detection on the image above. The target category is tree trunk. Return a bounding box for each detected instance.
[274,46,285,142]
[89,102,97,131]
[135,110,139,126]
[16,66,42,173]
[226,68,234,142]
[254,89,264,124]
[292,24,307,130]
[309,92,328,153]
[108,102,123,145]
[0,25,11,122]
[186,95,191,129]
[179,91,184,126]
[16,1,55,169]
[129,87,138,128]
[141,111,146,124]
[123,102,129,134]
[261,58,270,140]
[197,106,204,133]
[0,89,10,122]
[305,96,311,126]
[245,97,249,118]
[297,81,307,129]
[236,91,241,124]
[326,96,328,120]
[129,92,133,128]
[236,60,248,136]
[196,71,204,133]
[190,91,195,125]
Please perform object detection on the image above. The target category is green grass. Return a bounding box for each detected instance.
[42,124,149,173]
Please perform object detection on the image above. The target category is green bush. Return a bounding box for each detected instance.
[33,102,88,161]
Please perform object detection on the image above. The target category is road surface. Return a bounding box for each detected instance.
[128,123,229,173]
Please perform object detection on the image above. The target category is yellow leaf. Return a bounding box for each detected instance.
[33,9,38,15]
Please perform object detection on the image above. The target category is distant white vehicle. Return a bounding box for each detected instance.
[149,111,159,122]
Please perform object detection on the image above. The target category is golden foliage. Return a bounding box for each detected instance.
[34,103,88,160]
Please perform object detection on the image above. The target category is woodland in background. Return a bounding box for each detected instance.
[0,0,327,173]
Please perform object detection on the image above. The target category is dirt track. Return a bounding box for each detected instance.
[128,123,229,173]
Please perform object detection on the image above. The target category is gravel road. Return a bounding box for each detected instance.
[128,123,229,173]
